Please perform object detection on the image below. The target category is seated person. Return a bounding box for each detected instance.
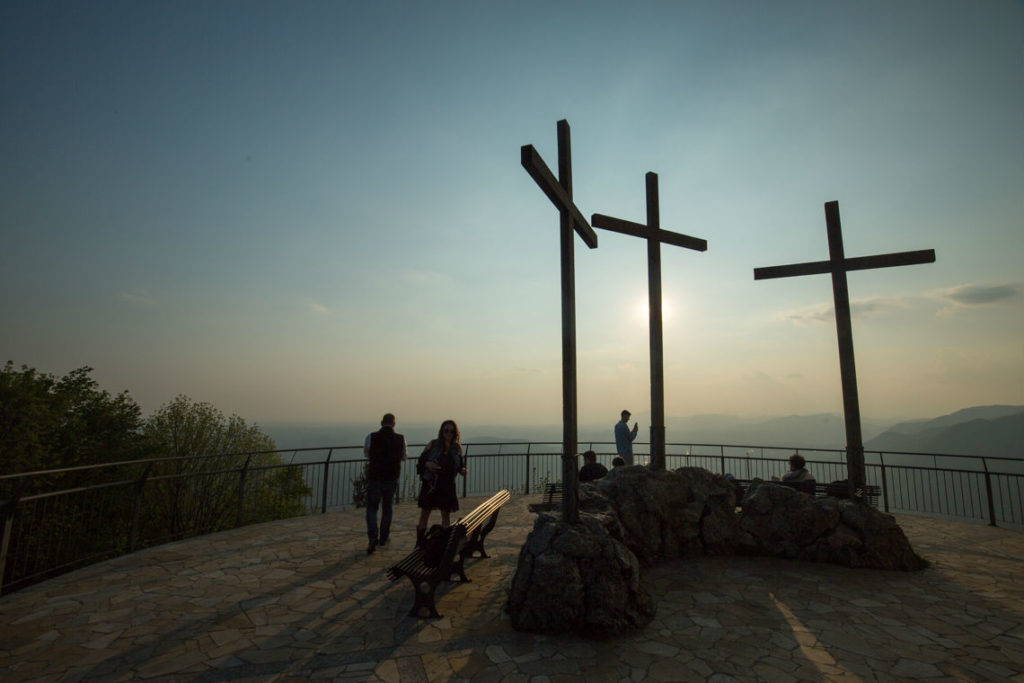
[772,453,816,494]
[611,456,625,468]
[579,450,608,482]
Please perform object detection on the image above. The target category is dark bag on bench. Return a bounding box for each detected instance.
[421,524,449,568]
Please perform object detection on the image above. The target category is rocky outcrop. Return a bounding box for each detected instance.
[507,466,926,638]
[738,480,928,570]
[506,509,654,638]
[580,465,739,562]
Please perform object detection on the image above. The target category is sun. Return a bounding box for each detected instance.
[633,297,676,323]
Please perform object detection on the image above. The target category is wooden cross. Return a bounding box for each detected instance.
[592,172,707,471]
[521,119,598,524]
[754,200,935,499]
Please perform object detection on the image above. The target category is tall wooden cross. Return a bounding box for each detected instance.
[754,200,935,499]
[591,172,707,471]
[521,119,598,523]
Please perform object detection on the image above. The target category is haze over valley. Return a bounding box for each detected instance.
[264,405,1024,459]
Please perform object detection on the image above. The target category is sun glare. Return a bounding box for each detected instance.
[633,297,676,323]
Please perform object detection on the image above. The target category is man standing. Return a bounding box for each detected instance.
[614,409,639,466]
[363,413,407,555]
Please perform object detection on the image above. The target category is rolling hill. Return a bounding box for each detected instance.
[864,405,1024,458]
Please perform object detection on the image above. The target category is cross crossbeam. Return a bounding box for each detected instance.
[521,145,598,248]
[755,250,935,280]
[590,213,707,251]
[754,200,935,499]
[592,172,707,471]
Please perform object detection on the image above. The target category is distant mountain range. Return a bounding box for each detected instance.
[660,413,897,451]
[263,405,1024,459]
[864,405,1024,458]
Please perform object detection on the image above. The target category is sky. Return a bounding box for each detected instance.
[2,0,1022,433]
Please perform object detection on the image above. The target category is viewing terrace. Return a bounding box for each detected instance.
[1,442,1022,681]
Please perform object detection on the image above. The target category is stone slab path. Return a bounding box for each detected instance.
[1,495,1022,681]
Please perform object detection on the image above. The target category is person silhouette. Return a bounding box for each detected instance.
[614,409,639,466]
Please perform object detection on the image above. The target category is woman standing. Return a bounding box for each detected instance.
[416,419,467,546]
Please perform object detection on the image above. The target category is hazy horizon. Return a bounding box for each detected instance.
[3,1,1021,428]
[258,404,1024,453]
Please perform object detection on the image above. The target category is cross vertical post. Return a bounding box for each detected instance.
[754,200,935,499]
[521,120,598,523]
[646,174,666,469]
[557,122,580,523]
[825,202,866,499]
[592,172,707,470]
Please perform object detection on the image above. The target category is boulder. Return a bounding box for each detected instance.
[580,465,739,562]
[738,481,927,570]
[506,510,655,638]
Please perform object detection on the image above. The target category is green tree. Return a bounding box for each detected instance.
[0,363,144,589]
[140,396,311,540]
[0,367,313,592]
[0,361,143,478]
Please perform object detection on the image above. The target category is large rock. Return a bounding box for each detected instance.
[580,465,739,562]
[509,467,926,638]
[738,481,927,570]
[506,510,655,638]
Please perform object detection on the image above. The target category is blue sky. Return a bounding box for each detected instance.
[2,0,1021,430]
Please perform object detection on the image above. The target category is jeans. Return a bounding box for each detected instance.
[366,479,398,543]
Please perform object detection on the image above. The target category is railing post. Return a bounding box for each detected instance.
[878,452,889,512]
[236,455,252,528]
[127,463,152,553]
[982,458,997,527]
[462,445,469,498]
[525,444,532,495]
[0,489,22,596]
[321,449,333,514]
[719,445,725,475]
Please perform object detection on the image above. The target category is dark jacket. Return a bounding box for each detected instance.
[579,462,608,482]
[367,427,405,481]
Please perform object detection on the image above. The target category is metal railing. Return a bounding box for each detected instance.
[1,441,1021,595]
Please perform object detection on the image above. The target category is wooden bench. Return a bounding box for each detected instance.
[386,489,510,618]
[527,482,563,513]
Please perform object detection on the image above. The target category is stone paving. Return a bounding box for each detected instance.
[0,495,1022,682]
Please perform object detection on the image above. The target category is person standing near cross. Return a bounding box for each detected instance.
[614,409,639,466]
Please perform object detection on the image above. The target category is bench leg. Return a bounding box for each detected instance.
[448,550,470,583]
[461,510,501,559]
[407,576,442,619]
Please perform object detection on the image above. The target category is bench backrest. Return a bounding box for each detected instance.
[544,483,563,502]
[457,489,510,534]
